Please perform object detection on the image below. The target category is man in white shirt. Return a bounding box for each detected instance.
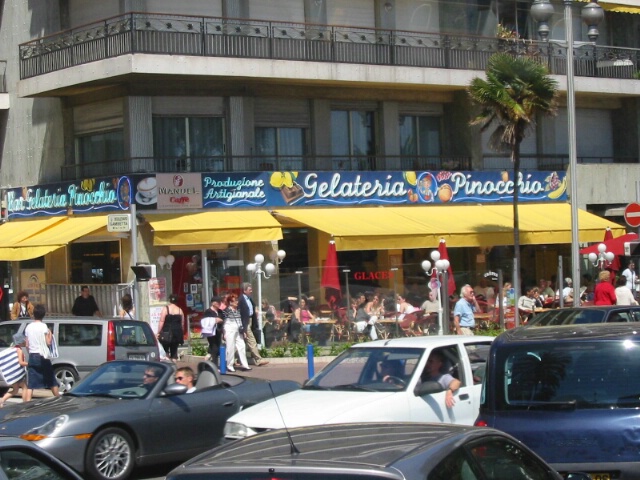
[621,261,638,297]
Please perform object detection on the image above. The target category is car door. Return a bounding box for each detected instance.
[143,386,241,458]
[407,341,492,425]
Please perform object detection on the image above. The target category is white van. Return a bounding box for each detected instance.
[0,316,159,392]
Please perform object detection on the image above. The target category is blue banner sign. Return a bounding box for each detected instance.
[5,170,567,217]
[202,170,567,208]
[5,177,131,218]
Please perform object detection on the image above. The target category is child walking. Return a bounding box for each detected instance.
[0,334,28,407]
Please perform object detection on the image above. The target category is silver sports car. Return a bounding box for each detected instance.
[0,360,300,480]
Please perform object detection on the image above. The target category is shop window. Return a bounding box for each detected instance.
[255,127,306,170]
[331,110,376,170]
[70,242,120,284]
[75,130,124,168]
[153,116,225,172]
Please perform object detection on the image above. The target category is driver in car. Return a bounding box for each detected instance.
[423,351,461,408]
[379,360,405,387]
[142,366,162,390]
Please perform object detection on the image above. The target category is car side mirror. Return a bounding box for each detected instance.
[164,383,188,396]
[414,380,445,397]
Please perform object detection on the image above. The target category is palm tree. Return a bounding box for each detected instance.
[468,53,558,322]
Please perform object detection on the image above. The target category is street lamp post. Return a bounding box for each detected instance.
[343,269,351,303]
[422,250,451,336]
[246,250,286,348]
[531,0,604,307]
[588,243,615,270]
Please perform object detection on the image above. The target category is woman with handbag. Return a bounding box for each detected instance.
[24,304,60,402]
[157,295,185,362]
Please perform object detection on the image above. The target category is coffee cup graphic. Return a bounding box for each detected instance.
[137,177,158,203]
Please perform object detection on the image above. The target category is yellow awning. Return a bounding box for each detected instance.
[0,217,67,248]
[17,216,108,246]
[274,204,625,251]
[0,245,63,261]
[148,211,283,246]
[578,0,640,13]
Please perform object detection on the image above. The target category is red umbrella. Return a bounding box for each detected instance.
[579,231,638,258]
[438,238,457,295]
[321,240,342,309]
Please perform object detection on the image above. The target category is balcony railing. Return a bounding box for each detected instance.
[60,155,473,181]
[19,13,640,81]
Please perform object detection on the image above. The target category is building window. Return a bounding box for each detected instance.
[331,110,376,170]
[399,115,441,168]
[255,127,306,171]
[70,242,120,284]
[153,117,225,172]
[75,130,124,175]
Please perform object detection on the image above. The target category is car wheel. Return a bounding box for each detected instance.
[85,427,135,480]
[54,366,79,393]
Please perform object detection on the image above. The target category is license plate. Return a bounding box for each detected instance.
[128,354,146,360]
[590,474,611,480]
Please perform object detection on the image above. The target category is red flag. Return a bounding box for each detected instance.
[439,239,457,295]
[321,240,342,309]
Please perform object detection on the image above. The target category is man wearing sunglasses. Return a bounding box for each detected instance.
[174,366,196,393]
[142,366,162,390]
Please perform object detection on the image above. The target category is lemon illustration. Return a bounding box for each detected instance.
[291,171,298,179]
[404,171,417,186]
[282,172,294,188]
[269,172,284,189]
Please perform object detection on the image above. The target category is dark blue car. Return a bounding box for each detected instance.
[476,323,640,480]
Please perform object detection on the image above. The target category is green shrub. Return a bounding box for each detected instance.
[329,342,352,356]
[289,342,307,357]
[190,342,208,356]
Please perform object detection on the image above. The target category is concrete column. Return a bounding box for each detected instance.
[380,101,400,169]
[124,96,153,172]
[311,99,331,170]
[375,0,396,30]
[223,0,249,18]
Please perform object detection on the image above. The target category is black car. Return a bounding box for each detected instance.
[167,423,589,480]
[526,305,640,326]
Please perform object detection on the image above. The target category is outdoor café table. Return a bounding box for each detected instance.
[309,318,335,344]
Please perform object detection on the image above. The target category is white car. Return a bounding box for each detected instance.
[224,335,493,440]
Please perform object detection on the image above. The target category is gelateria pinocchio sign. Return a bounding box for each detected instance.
[4,170,567,218]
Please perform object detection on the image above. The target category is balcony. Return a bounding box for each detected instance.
[60,155,473,181]
[19,13,640,81]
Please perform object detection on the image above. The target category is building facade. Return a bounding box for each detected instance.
[1,0,639,323]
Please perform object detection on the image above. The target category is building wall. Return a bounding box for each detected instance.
[0,1,64,188]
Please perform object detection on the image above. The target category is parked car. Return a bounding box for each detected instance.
[526,305,640,326]
[0,359,300,480]
[0,316,160,392]
[224,335,493,441]
[168,422,589,480]
[476,323,640,479]
[0,435,84,480]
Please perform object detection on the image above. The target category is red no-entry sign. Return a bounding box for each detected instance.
[624,203,640,228]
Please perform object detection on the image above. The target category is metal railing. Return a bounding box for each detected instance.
[60,154,473,180]
[19,13,640,80]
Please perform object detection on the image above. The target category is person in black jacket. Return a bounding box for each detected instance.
[72,286,102,317]
[238,283,269,366]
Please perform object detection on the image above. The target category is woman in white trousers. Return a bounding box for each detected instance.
[222,293,250,372]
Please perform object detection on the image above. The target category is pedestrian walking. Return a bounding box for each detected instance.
[238,283,269,366]
[24,304,60,402]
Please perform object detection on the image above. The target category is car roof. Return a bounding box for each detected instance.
[496,323,640,344]
[178,423,504,471]
[350,334,494,349]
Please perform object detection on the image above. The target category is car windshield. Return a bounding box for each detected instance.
[496,340,640,409]
[527,308,605,326]
[68,361,169,399]
[304,347,423,391]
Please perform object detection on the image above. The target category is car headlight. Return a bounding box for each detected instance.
[224,422,258,439]
[21,415,69,441]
